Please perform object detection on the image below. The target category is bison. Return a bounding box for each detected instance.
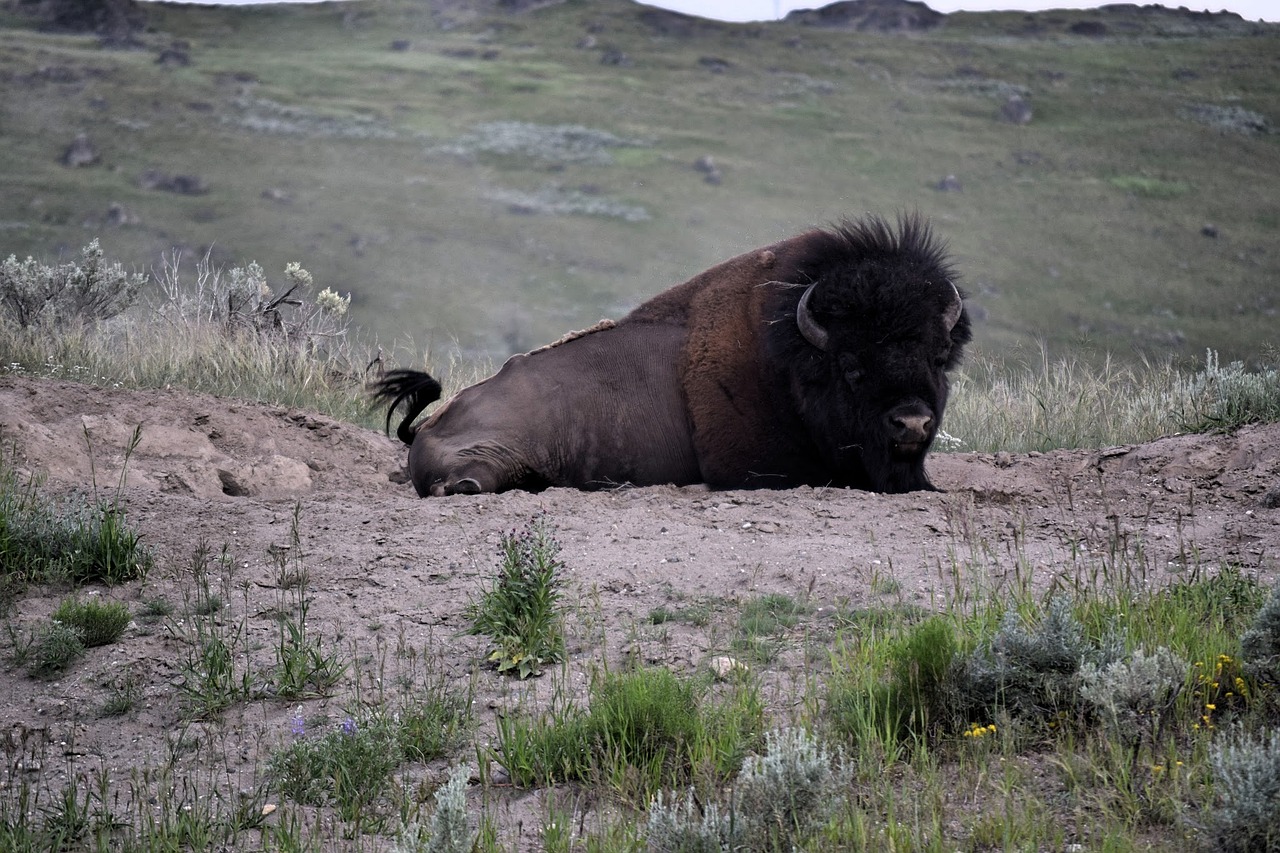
[373,213,970,496]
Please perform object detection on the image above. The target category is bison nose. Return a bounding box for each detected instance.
[890,413,933,443]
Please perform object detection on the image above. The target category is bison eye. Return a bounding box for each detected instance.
[844,368,863,385]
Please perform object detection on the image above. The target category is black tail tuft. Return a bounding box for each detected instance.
[368,369,443,446]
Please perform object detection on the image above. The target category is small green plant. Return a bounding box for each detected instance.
[396,691,473,763]
[171,542,253,717]
[0,429,152,587]
[1106,174,1191,199]
[269,506,346,698]
[466,517,565,678]
[52,596,130,647]
[21,621,85,678]
[1210,727,1280,852]
[270,712,401,827]
[828,615,961,748]
[101,668,141,717]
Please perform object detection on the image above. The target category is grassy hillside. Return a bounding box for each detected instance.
[0,0,1276,364]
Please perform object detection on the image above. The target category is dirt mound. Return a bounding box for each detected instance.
[1,373,1278,848]
[0,377,396,499]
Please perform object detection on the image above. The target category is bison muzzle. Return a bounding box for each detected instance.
[372,213,971,496]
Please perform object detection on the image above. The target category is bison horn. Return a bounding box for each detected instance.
[795,282,829,352]
[942,281,963,332]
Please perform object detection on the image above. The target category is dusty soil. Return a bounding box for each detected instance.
[2,373,1278,847]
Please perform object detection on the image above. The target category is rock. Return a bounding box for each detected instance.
[694,155,722,185]
[389,39,411,51]
[935,174,962,192]
[157,42,191,67]
[139,170,209,195]
[698,56,731,73]
[61,133,99,167]
[1201,223,1219,238]
[105,202,139,226]
[999,94,1033,125]
[709,655,746,680]
[600,48,631,67]
[1068,20,1107,36]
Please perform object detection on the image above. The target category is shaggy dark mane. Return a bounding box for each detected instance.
[821,212,955,287]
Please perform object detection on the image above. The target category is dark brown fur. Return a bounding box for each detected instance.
[373,214,969,496]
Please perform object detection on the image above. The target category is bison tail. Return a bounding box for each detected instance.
[368,369,443,446]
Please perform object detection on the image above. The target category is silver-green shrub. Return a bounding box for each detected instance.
[1242,582,1280,677]
[153,253,349,344]
[1,240,146,329]
[1187,350,1280,431]
[645,727,848,853]
[1079,646,1186,752]
[1211,728,1280,852]
[952,598,1124,719]
[645,789,728,853]
[397,764,474,853]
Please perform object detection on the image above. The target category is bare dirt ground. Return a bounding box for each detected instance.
[2,373,1279,847]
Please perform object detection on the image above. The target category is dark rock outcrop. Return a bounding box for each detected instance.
[785,0,944,33]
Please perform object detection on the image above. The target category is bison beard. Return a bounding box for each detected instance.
[372,213,971,496]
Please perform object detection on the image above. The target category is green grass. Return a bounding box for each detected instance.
[494,665,764,803]
[0,430,152,586]
[51,596,130,647]
[3,504,1280,849]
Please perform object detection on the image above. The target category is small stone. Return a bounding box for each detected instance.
[709,655,746,680]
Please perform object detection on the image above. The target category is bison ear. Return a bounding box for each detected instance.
[942,281,963,333]
[796,282,830,352]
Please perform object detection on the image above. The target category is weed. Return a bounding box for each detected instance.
[1243,581,1280,682]
[953,597,1121,724]
[171,542,253,717]
[101,667,141,717]
[466,517,565,678]
[1107,174,1191,199]
[396,691,473,763]
[51,595,130,647]
[395,764,474,853]
[270,712,402,828]
[11,619,84,678]
[1185,103,1271,135]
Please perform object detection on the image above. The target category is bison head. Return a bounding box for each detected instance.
[773,214,971,492]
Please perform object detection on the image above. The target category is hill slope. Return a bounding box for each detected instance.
[0,0,1276,363]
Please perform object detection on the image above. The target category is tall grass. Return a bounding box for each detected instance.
[945,347,1280,453]
[5,244,1280,447]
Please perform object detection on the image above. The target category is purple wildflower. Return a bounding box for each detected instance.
[341,717,357,737]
